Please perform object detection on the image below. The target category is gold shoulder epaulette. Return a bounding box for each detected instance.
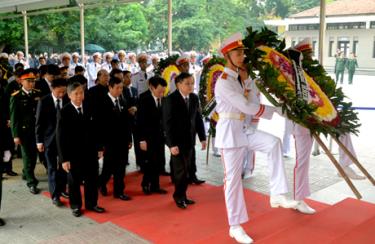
[32,88,41,92]
[11,90,20,96]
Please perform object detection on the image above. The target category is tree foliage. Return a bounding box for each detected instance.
[0,0,330,53]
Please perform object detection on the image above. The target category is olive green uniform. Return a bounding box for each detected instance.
[9,88,41,187]
[346,58,358,84]
[335,57,346,84]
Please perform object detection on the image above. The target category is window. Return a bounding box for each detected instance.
[327,22,366,30]
[337,37,350,57]
[329,40,334,57]
[370,21,375,29]
[289,24,319,31]
[353,37,359,55]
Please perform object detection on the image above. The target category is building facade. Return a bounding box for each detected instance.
[265,0,375,72]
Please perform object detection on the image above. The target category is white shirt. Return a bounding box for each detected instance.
[119,61,129,71]
[101,62,112,73]
[51,93,61,109]
[107,92,122,111]
[131,70,154,97]
[71,102,83,114]
[214,67,276,149]
[87,62,102,88]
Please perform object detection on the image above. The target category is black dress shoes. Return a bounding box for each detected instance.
[6,170,18,176]
[175,200,187,209]
[52,198,63,207]
[0,218,5,226]
[61,192,69,199]
[185,198,195,205]
[191,178,205,185]
[29,186,40,194]
[142,185,151,195]
[72,208,82,217]
[100,186,108,196]
[151,188,168,194]
[160,171,171,176]
[114,194,132,201]
[87,206,105,213]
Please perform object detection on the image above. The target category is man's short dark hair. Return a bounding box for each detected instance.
[111,59,119,65]
[47,64,60,76]
[149,76,167,88]
[67,82,82,94]
[39,65,48,77]
[59,66,69,72]
[74,65,85,74]
[14,63,24,71]
[68,74,87,85]
[122,70,131,76]
[110,68,123,78]
[51,78,68,89]
[108,77,123,88]
[175,72,192,85]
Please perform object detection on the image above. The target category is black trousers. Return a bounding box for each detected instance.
[142,142,165,190]
[100,151,128,196]
[171,148,193,202]
[45,147,67,199]
[189,148,198,181]
[20,133,38,187]
[67,160,99,210]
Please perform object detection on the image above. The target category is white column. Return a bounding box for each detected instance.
[318,0,326,65]
[22,11,29,62]
[79,3,85,60]
[168,0,172,55]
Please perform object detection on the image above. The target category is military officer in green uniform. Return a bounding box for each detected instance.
[334,52,346,84]
[9,69,41,194]
[346,52,358,85]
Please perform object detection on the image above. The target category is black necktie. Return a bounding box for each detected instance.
[77,107,82,115]
[157,98,161,108]
[121,63,124,69]
[109,65,112,70]
[115,98,121,112]
[144,72,147,80]
[238,75,243,88]
[185,97,189,111]
[56,99,61,111]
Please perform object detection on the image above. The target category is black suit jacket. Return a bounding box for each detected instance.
[137,90,164,147]
[34,78,51,97]
[56,102,99,166]
[122,86,138,109]
[35,94,68,149]
[163,90,206,151]
[87,84,108,109]
[96,94,132,158]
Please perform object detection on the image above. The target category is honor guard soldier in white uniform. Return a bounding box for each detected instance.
[131,54,153,97]
[169,53,191,94]
[87,52,102,88]
[188,51,202,94]
[128,52,140,74]
[117,50,129,71]
[214,33,297,244]
[101,52,114,73]
[69,53,83,77]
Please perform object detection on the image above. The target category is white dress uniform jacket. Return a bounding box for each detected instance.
[215,67,275,149]
[87,62,102,88]
[131,70,154,97]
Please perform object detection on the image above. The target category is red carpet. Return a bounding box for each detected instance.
[43,172,375,243]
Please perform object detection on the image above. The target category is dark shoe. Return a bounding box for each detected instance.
[175,200,187,209]
[151,188,168,194]
[142,185,151,195]
[160,171,171,176]
[29,186,40,194]
[100,186,108,196]
[114,194,132,201]
[52,198,63,207]
[191,178,205,185]
[6,170,18,176]
[72,208,82,217]
[86,206,105,213]
[185,198,195,205]
[61,192,69,199]
[0,218,5,226]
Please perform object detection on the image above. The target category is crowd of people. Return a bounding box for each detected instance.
[0,49,207,223]
[0,41,366,244]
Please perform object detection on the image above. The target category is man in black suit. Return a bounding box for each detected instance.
[97,77,132,201]
[56,82,105,217]
[87,69,109,109]
[35,64,60,97]
[163,72,206,209]
[137,76,168,195]
[35,78,68,207]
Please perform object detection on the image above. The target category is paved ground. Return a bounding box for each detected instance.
[0,73,374,243]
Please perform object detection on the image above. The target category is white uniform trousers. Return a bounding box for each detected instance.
[243,150,255,174]
[221,130,289,226]
[293,133,313,200]
[338,134,356,167]
[282,118,293,156]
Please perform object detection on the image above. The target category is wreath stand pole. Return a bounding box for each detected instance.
[313,133,362,199]
[206,132,211,165]
[331,136,375,186]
